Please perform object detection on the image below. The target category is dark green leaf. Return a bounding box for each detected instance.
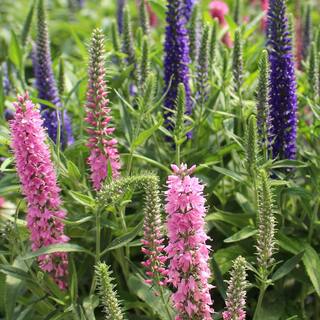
[21,243,94,260]
[224,226,257,243]
[69,191,96,208]
[272,251,304,282]
[103,220,143,253]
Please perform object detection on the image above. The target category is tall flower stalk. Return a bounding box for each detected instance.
[141,175,167,288]
[95,262,125,320]
[188,5,200,63]
[33,0,73,147]
[253,169,277,319]
[117,0,126,34]
[196,24,210,113]
[85,29,121,190]
[165,164,213,320]
[164,0,192,133]
[267,0,298,160]
[256,50,270,159]
[183,0,195,21]
[10,93,69,289]
[223,256,248,320]
[302,4,312,61]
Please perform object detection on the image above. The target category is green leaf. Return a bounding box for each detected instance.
[213,245,246,275]
[21,0,35,46]
[271,159,307,169]
[277,235,320,296]
[277,234,305,255]
[69,191,96,208]
[206,210,254,228]
[67,160,81,180]
[82,295,98,320]
[131,118,163,151]
[148,0,166,21]
[0,265,35,283]
[0,272,5,314]
[0,158,14,172]
[21,243,94,260]
[224,226,257,243]
[122,153,171,173]
[303,246,320,296]
[102,220,143,253]
[211,165,246,183]
[272,251,304,282]
[127,274,175,320]
[4,258,29,320]
[211,257,227,300]
[8,31,22,71]
[281,187,313,200]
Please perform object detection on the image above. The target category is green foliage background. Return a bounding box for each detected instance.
[1,0,320,319]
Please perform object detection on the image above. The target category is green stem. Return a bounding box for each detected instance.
[95,208,101,264]
[127,120,142,175]
[90,207,102,295]
[175,143,181,166]
[159,286,173,320]
[119,206,130,277]
[308,199,319,242]
[253,284,266,320]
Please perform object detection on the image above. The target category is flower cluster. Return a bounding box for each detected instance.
[165,164,213,320]
[33,0,73,147]
[141,176,168,288]
[164,0,192,133]
[10,93,69,289]
[85,29,121,190]
[95,262,125,320]
[267,0,297,160]
[223,256,248,320]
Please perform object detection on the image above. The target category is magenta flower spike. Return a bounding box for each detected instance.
[85,29,121,190]
[10,93,69,289]
[165,164,213,320]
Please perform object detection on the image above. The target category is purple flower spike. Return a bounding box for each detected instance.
[33,0,74,148]
[163,0,192,134]
[267,0,298,160]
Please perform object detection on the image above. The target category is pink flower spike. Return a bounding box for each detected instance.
[165,164,213,320]
[86,29,121,190]
[10,92,69,289]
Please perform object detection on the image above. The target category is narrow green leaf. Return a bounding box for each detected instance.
[206,211,254,228]
[67,161,81,180]
[211,165,246,183]
[271,159,307,169]
[272,251,304,282]
[8,31,22,71]
[69,191,96,208]
[127,274,175,320]
[103,221,143,253]
[21,243,94,260]
[148,0,166,20]
[303,246,320,296]
[211,257,227,300]
[224,226,257,243]
[131,118,163,151]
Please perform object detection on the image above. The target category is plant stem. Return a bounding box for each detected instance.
[253,284,266,320]
[175,142,181,166]
[127,119,142,175]
[95,208,101,264]
[159,286,173,320]
[90,207,102,295]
